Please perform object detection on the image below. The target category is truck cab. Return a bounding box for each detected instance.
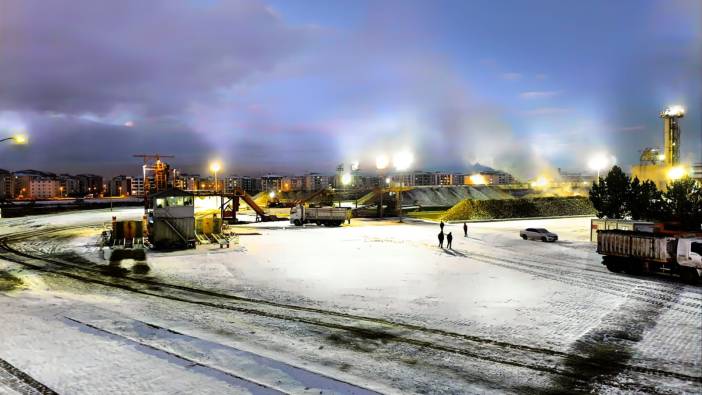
[676,238,702,270]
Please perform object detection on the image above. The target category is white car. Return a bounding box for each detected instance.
[520,228,558,242]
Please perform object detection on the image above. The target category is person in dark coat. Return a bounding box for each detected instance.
[463,222,468,237]
[438,231,444,248]
[446,232,453,249]
[440,221,445,231]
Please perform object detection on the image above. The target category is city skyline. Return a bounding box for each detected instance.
[1,0,701,179]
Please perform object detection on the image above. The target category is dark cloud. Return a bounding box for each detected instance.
[0,0,310,116]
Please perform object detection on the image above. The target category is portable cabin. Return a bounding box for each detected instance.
[149,189,196,249]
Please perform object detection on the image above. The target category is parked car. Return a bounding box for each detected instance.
[520,228,558,242]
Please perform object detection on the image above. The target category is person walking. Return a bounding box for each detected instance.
[440,221,445,232]
[438,231,444,248]
[463,222,468,237]
[447,232,453,249]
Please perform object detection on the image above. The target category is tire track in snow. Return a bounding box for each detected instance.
[0,357,57,395]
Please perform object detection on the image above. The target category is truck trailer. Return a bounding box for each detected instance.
[290,205,349,227]
[597,229,702,284]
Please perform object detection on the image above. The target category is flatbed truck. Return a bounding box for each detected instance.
[289,204,349,227]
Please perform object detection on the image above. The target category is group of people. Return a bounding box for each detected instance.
[437,221,467,249]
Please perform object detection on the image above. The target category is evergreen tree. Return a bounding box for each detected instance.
[628,177,663,221]
[663,177,702,230]
[589,166,630,219]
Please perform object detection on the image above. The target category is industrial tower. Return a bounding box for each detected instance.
[660,105,684,167]
[631,106,687,189]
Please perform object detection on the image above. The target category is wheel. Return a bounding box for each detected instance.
[541,237,547,242]
[293,219,302,226]
[605,259,623,273]
[521,235,527,240]
[680,267,700,285]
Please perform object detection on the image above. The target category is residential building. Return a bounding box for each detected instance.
[0,169,14,199]
[29,178,61,199]
[304,173,332,191]
[132,177,145,197]
[261,174,284,192]
[75,174,103,197]
[109,175,133,196]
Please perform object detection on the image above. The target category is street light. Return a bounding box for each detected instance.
[376,155,389,218]
[210,161,221,192]
[588,154,613,181]
[340,173,352,207]
[393,151,414,222]
[0,134,28,144]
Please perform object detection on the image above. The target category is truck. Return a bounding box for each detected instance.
[289,204,349,227]
[597,229,702,284]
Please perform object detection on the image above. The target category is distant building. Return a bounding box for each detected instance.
[132,177,145,197]
[0,169,14,199]
[693,163,702,182]
[304,173,331,191]
[261,174,284,192]
[75,174,103,197]
[240,176,260,195]
[433,173,454,186]
[557,169,595,186]
[29,178,61,199]
[109,175,133,197]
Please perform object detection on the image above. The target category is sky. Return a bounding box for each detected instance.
[0,0,700,179]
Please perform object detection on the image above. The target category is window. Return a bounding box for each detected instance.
[155,198,165,208]
[691,242,702,255]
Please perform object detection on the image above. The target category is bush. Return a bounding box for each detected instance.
[441,196,595,221]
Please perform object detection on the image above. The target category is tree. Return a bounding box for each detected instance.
[589,166,630,219]
[627,177,664,221]
[663,177,702,230]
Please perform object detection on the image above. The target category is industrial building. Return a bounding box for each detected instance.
[631,106,690,189]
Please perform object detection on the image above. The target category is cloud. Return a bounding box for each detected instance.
[522,107,572,116]
[535,73,548,80]
[616,125,646,132]
[501,72,523,81]
[0,0,312,117]
[519,90,563,99]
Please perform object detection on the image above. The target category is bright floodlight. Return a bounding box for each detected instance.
[13,134,27,144]
[588,155,609,172]
[209,161,221,173]
[661,105,685,118]
[469,174,487,185]
[393,151,414,171]
[341,173,352,186]
[385,177,391,184]
[375,155,389,170]
[269,191,276,199]
[530,176,550,188]
[667,166,686,181]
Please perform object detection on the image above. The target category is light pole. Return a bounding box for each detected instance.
[376,155,389,218]
[210,161,221,192]
[393,151,414,222]
[340,173,352,207]
[588,154,611,183]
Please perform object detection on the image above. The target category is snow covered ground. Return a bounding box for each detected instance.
[0,208,700,394]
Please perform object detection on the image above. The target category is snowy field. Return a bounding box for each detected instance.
[0,208,700,394]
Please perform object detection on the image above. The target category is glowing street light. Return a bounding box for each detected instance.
[667,166,686,181]
[268,191,276,199]
[341,173,352,187]
[588,154,614,180]
[209,161,222,192]
[392,151,414,223]
[1,134,28,144]
[375,155,389,170]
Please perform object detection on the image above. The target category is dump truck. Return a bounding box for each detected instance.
[290,204,349,226]
[597,229,702,283]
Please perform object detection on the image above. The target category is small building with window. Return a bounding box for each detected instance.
[149,189,195,249]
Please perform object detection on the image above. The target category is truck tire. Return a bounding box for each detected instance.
[293,219,302,226]
[605,259,623,273]
[541,237,547,242]
[680,267,700,285]
[521,235,527,240]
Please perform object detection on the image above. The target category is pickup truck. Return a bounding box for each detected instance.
[290,204,349,227]
[597,229,702,284]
